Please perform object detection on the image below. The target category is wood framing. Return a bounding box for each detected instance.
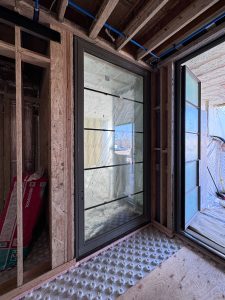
[116,0,169,51]
[137,0,220,60]
[15,26,23,287]
[89,0,119,39]
[57,0,68,22]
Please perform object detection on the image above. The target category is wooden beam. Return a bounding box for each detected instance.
[116,0,169,51]
[15,26,23,287]
[137,0,220,60]
[89,0,119,39]
[57,0,68,22]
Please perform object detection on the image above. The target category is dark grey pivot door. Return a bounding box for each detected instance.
[74,37,150,258]
[182,65,201,228]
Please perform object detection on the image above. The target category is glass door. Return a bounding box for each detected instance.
[75,38,150,258]
[182,65,201,228]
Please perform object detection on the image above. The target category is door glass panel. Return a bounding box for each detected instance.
[185,188,198,224]
[84,163,143,209]
[84,131,143,169]
[85,193,143,241]
[186,70,199,106]
[84,53,143,102]
[185,161,197,192]
[185,133,198,161]
[83,52,144,242]
[186,103,198,133]
[84,89,143,132]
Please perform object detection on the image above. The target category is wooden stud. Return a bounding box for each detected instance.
[89,0,119,39]
[66,31,74,262]
[159,66,168,226]
[15,26,23,287]
[0,40,15,59]
[116,0,169,51]
[50,24,67,268]
[137,0,220,60]
[57,0,68,22]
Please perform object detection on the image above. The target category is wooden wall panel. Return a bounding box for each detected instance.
[50,25,74,268]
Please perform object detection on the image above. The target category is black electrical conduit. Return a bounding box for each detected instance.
[68,0,225,66]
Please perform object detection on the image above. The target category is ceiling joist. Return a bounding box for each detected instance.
[137,0,220,61]
[116,0,170,51]
[89,0,119,40]
[57,0,68,22]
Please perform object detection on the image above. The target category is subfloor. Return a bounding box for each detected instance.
[189,207,225,249]
[119,245,225,300]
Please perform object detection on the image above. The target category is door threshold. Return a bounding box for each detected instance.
[178,229,225,260]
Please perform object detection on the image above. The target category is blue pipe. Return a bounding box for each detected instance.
[153,10,225,64]
[33,0,39,22]
[68,0,159,59]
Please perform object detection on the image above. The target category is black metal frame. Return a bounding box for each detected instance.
[0,5,60,43]
[175,33,225,256]
[74,36,151,259]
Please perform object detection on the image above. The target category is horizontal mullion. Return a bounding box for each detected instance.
[185,100,200,109]
[185,131,199,135]
[85,191,144,211]
[84,161,143,171]
[84,128,143,134]
[84,86,143,104]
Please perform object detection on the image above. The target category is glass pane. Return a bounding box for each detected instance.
[185,133,198,161]
[84,89,143,132]
[186,103,198,133]
[84,163,143,209]
[84,53,143,102]
[185,187,198,224]
[185,161,197,192]
[84,130,143,168]
[186,70,198,106]
[85,193,143,240]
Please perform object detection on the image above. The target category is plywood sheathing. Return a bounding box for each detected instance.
[119,246,225,300]
[49,25,74,268]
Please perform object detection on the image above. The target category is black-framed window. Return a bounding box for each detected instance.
[74,37,150,259]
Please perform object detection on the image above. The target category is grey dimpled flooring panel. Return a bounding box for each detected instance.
[23,226,183,300]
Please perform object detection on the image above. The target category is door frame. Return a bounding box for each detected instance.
[74,36,151,259]
[175,34,225,258]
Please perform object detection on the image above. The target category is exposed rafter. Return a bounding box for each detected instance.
[116,0,169,51]
[89,0,119,39]
[57,0,68,22]
[137,0,220,61]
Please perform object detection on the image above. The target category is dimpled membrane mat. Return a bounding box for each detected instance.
[23,226,183,300]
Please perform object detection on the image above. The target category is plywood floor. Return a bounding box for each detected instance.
[118,246,225,300]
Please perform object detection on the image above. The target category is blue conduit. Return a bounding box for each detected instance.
[33,0,39,22]
[68,0,159,59]
[151,11,225,65]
